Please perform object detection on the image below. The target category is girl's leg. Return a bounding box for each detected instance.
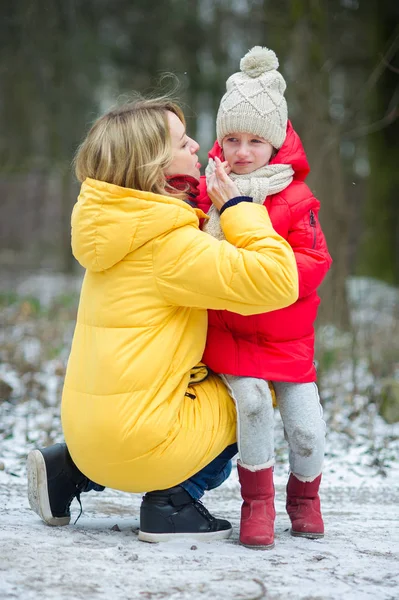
[273,381,325,538]
[273,381,326,480]
[222,375,274,467]
[222,375,276,549]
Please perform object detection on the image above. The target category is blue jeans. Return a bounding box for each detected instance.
[180,443,238,501]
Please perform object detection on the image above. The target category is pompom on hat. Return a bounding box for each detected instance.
[216,46,288,149]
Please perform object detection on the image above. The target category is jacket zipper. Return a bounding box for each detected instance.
[310,210,316,249]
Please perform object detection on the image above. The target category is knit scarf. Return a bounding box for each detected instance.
[203,158,294,241]
[166,174,199,207]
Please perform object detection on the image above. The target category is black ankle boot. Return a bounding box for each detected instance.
[27,443,104,526]
[138,486,232,543]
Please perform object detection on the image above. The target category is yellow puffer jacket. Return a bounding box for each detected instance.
[61,178,298,492]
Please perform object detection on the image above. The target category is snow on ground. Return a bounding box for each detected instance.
[0,273,398,599]
[1,437,398,600]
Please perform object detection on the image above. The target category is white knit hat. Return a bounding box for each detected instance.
[216,46,288,149]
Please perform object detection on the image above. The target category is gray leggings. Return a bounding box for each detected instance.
[222,376,326,479]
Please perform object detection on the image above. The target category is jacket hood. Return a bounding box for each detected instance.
[208,120,310,182]
[71,178,205,272]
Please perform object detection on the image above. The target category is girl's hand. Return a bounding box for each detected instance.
[220,160,232,176]
[207,157,240,211]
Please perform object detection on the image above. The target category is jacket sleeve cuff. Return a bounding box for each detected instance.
[219,196,253,216]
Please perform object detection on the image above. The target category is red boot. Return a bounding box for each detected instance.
[237,463,275,549]
[286,473,324,538]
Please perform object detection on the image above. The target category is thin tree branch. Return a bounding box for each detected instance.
[343,105,398,139]
[361,32,399,97]
[381,56,399,75]
[349,32,399,119]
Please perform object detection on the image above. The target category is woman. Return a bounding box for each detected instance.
[27,97,298,543]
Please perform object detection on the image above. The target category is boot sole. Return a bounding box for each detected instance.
[240,541,275,550]
[138,527,233,543]
[27,450,70,527]
[290,529,324,539]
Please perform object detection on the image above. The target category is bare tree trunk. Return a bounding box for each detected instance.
[287,11,350,328]
[357,12,399,284]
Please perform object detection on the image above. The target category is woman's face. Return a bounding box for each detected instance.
[222,132,274,174]
[165,111,201,179]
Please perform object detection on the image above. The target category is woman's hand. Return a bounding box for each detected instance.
[207,156,241,211]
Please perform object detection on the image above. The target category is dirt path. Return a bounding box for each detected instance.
[1,463,398,600]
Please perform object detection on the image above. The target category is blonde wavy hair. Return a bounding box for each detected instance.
[74,96,186,197]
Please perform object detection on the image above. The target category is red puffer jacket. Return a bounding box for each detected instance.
[198,122,332,382]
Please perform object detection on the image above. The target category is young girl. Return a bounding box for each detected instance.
[200,47,333,549]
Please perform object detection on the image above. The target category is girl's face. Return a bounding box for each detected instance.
[222,132,274,174]
[165,111,201,179]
